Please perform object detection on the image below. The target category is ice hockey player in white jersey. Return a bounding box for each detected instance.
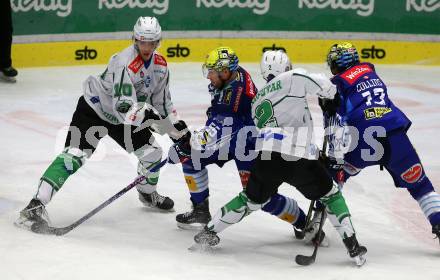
[16,16,188,233]
[168,47,311,239]
[193,50,367,266]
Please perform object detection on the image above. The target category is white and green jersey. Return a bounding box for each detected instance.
[83,45,177,127]
[252,68,336,159]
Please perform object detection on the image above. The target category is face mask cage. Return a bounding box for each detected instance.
[326,46,339,69]
[202,63,227,78]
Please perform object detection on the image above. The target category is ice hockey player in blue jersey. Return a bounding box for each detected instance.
[322,42,440,241]
[168,46,309,235]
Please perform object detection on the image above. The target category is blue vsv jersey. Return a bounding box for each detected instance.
[187,66,257,170]
[331,62,411,133]
[208,66,256,126]
[190,66,257,157]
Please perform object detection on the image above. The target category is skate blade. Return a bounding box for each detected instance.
[14,217,33,231]
[352,254,367,267]
[0,74,16,83]
[141,203,175,213]
[188,242,216,253]
[177,222,206,231]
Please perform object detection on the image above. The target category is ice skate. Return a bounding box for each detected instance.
[0,66,18,83]
[433,224,440,244]
[138,190,174,211]
[176,199,211,230]
[343,234,367,266]
[187,225,220,252]
[15,199,50,232]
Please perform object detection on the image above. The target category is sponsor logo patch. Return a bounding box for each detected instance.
[233,86,243,112]
[364,107,392,120]
[144,75,151,88]
[244,72,256,98]
[128,55,143,73]
[185,176,198,192]
[341,65,373,85]
[154,54,167,66]
[90,96,100,104]
[223,88,232,105]
[401,163,423,184]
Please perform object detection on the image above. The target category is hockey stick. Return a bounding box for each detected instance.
[295,114,332,239]
[295,200,315,239]
[295,112,333,265]
[295,205,326,265]
[31,159,168,236]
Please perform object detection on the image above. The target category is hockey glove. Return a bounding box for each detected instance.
[170,120,191,143]
[318,92,340,116]
[144,107,162,121]
[168,133,192,164]
[319,152,345,185]
[140,107,162,133]
[320,152,344,170]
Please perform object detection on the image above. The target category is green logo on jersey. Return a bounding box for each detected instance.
[253,80,282,104]
[114,83,132,97]
[255,99,278,128]
[116,100,133,113]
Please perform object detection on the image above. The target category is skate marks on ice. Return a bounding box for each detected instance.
[388,81,440,95]
[390,187,440,247]
[0,110,62,138]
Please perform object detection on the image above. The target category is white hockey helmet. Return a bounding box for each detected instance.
[133,16,162,42]
[260,50,292,81]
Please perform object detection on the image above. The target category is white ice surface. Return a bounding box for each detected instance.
[0,63,439,280]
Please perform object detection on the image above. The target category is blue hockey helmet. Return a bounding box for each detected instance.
[327,42,360,74]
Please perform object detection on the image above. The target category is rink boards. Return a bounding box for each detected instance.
[12,38,440,68]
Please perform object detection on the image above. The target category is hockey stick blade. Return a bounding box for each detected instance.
[28,220,69,236]
[295,232,321,266]
[295,253,316,266]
